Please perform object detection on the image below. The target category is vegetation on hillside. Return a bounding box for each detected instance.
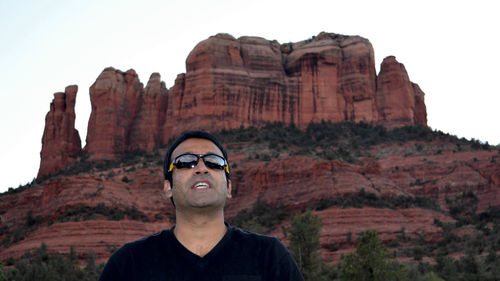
[340,229,408,280]
[2,121,495,196]
[229,198,287,233]
[314,188,439,211]
[1,211,42,248]
[230,190,500,280]
[0,244,103,281]
[217,121,494,162]
[55,203,149,223]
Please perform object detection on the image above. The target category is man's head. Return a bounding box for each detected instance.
[163,131,231,209]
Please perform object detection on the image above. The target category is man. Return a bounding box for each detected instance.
[99,131,304,281]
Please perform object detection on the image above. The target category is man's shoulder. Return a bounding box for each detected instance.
[227,226,304,280]
[230,226,279,242]
[228,226,288,253]
[114,229,171,257]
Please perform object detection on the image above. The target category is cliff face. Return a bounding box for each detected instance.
[38,86,82,178]
[39,32,427,174]
[85,68,144,160]
[172,33,382,133]
[129,73,169,152]
[85,69,171,161]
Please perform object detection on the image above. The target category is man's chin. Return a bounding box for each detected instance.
[187,199,226,210]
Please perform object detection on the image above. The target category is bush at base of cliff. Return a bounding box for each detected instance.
[3,243,104,281]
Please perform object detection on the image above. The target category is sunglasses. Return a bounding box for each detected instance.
[169,153,229,173]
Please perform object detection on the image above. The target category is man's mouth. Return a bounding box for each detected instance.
[193,182,210,189]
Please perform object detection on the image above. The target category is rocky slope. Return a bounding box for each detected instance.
[1,132,499,263]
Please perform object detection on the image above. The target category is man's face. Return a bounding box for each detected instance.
[164,138,232,211]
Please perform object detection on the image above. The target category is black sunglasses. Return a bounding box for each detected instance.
[168,153,229,173]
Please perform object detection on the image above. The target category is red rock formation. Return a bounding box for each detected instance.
[24,32,443,264]
[169,32,425,136]
[376,56,425,127]
[169,34,291,133]
[38,32,428,174]
[38,86,82,177]
[85,68,144,160]
[168,32,382,136]
[129,73,169,152]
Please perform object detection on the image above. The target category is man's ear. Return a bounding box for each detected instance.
[164,181,172,198]
[226,180,232,199]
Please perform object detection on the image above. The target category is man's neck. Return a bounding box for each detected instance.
[173,210,227,257]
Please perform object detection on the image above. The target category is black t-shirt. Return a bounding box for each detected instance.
[99,224,304,281]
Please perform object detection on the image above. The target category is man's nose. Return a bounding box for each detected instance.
[193,159,209,174]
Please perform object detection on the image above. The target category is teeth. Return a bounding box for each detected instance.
[194,182,209,189]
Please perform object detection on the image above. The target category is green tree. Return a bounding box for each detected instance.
[340,230,407,281]
[288,211,335,281]
[434,256,458,281]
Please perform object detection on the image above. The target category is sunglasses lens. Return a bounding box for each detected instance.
[174,154,199,168]
[202,155,226,170]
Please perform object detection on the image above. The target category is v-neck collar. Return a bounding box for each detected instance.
[167,223,233,267]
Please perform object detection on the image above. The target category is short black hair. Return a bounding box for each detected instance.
[163,131,230,184]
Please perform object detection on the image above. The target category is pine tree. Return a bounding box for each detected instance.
[340,230,407,281]
[287,211,337,281]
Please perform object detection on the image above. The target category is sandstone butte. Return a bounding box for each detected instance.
[38,32,427,176]
[3,32,499,265]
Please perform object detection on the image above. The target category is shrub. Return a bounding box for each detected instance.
[230,198,287,234]
[56,203,148,223]
[121,176,132,183]
[314,189,439,211]
[3,243,104,280]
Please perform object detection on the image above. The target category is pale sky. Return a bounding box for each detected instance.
[1,0,499,192]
